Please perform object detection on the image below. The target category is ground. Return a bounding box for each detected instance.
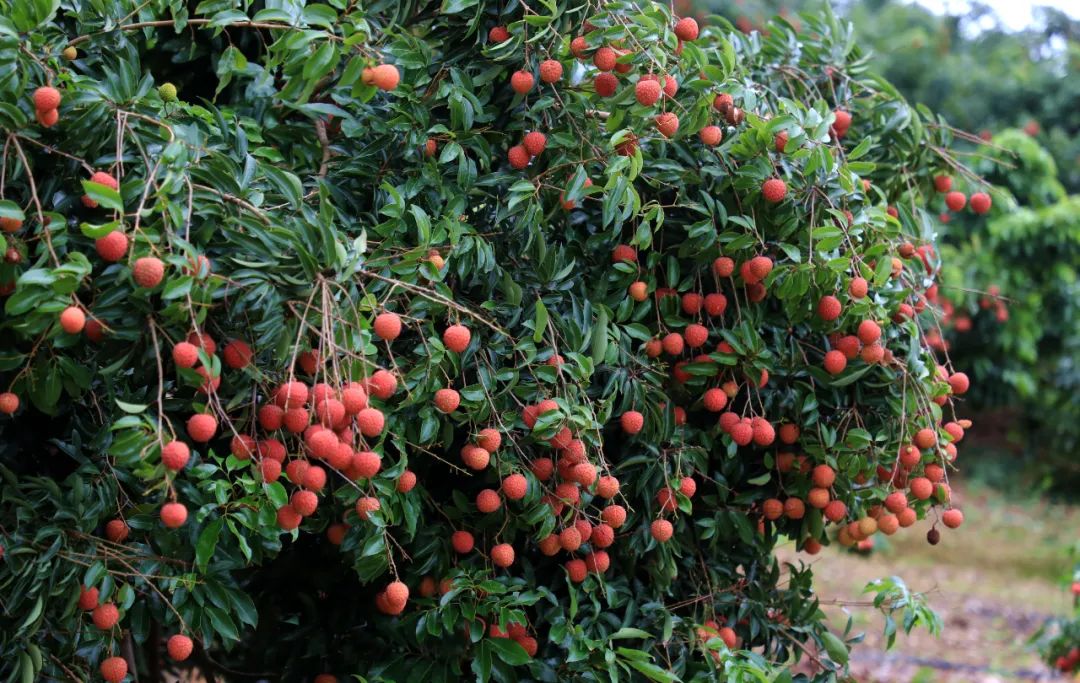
[779,481,1078,682]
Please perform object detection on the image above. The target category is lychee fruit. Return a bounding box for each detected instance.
[276,505,301,530]
[357,407,385,437]
[539,59,563,83]
[491,543,515,568]
[944,191,966,212]
[508,145,530,169]
[0,392,19,414]
[635,79,661,106]
[105,519,129,542]
[222,339,251,367]
[674,17,699,41]
[969,192,991,215]
[655,112,679,138]
[33,86,62,111]
[502,473,528,500]
[523,131,547,156]
[60,306,85,334]
[95,231,128,262]
[594,73,617,97]
[699,125,722,146]
[849,277,868,299]
[371,64,400,91]
[909,477,933,500]
[510,70,534,94]
[187,413,217,442]
[355,497,381,520]
[452,530,474,554]
[762,178,787,203]
[620,410,644,434]
[476,488,502,513]
[167,634,194,661]
[593,47,616,71]
[817,295,842,321]
[434,388,461,413]
[161,502,188,528]
[823,350,847,375]
[650,519,673,542]
[948,372,969,395]
[942,508,963,528]
[443,324,471,353]
[132,256,165,288]
[161,440,190,471]
[100,657,128,683]
[489,26,510,43]
[857,320,881,345]
[373,312,402,341]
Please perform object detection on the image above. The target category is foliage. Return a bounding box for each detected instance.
[862,575,941,651]
[1031,544,1080,675]
[0,1,973,682]
[936,131,1080,493]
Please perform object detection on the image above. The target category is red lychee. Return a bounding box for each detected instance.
[373,312,402,341]
[635,79,661,106]
[167,634,194,661]
[186,413,217,442]
[105,519,129,542]
[969,192,991,215]
[161,502,188,528]
[452,530,474,553]
[161,440,190,471]
[33,86,61,111]
[762,178,787,204]
[674,17,699,41]
[523,131,547,156]
[132,256,165,288]
[655,112,679,138]
[371,64,400,91]
[944,191,966,212]
[60,306,85,334]
[620,410,644,435]
[650,519,673,542]
[510,70,534,94]
[488,26,510,43]
[593,47,617,71]
[443,324,471,353]
[817,295,842,321]
[95,231,128,262]
[100,657,128,683]
[823,350,847,375]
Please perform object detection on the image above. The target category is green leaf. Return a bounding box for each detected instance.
[80,181,123,211]
[533,298,548,343]
[820,631,849,665]
[487,637,530,665]
[196,518,224,572]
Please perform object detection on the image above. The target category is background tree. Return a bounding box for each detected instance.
[1,1,968,681]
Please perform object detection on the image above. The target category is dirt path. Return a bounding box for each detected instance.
[777,484,1077,682]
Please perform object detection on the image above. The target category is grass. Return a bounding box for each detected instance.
[777,478,1078,681]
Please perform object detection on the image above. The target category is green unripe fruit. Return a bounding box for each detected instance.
[159,82,178,102]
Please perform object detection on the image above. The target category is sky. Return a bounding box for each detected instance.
[909,0,1080,30]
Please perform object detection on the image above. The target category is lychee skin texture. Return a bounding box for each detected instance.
[95,231,128,262]
[508,145,530,169]
[538,59,563,83]
[762,178,787,203]
[357,408,385,437]
[817,295,842,322]
[161,502,188,528]
[502,473,528,500]
[655,112,679,138]
[651,519,674,542]
[948,372,970,395]
[849,277,868,299]
[823,350,847,375]
[969,192,991,215]
[620,410,644,435]
[133,257,165,288]
[187,413,217,442]
[635,79,662,106]
[93,602,120,629]
[100,657,128,683]
[510,70,535,94]
[674,17,699,41]
[434,388,461,413]
[942,508,963,528]
[933,175,952,193]
[594,73,618,97]
[593,47,617,71]
[105,519,129,542]
[488,25,510,43]
[223,339,253,369]
[910,477,933,500]
[276,505,302,530]
[36,107,59,127]
[33,86,62,111]
[566,558,587,583]
[0,392,19,414]
[491,543,515,568]
[522,131,547,157]
[371,64,400,91]
[161,440,191,471]
[699,125,722,146]
[373,312,402,341]
[443,324,471,353]
[857,320,881,345]
[451,530,474,554]
[60,306,86,334]
[944,191,966,212]
[476,488,502,513]
[385,580,410,608]
[167,634,194,661]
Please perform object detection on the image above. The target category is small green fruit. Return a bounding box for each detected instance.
[159,82,178,102]
[62,46,77,61]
